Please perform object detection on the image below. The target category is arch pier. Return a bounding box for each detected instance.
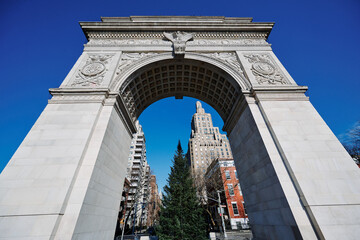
[0,16,359,240]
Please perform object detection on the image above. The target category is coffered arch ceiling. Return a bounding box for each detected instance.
[120,59,242,122]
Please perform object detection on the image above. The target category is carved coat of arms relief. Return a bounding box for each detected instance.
[71,54,114,87]
[244,54,288,85]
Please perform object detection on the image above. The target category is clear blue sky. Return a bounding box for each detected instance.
[0,0,359,191]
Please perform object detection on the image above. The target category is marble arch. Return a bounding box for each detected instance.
[0,16,359,240]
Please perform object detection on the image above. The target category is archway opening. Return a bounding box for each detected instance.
[116,59,251,237]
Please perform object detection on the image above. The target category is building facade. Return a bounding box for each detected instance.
[187,101,233,180]
[146,175,162,227]
[125,121,151,229]
[114,178,131,238]
[206,158,248,230]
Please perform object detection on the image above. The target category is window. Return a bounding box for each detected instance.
[228,184,234,196]
[242,201,247,215]
[232,202,239,215]
[225,170,231,180]
[234,170,238,179]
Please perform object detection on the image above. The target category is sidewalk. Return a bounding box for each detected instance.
[214,230,253,240]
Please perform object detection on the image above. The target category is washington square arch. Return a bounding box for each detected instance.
[0,16,359,240]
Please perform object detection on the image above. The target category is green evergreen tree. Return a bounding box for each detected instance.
[157,141,207,240]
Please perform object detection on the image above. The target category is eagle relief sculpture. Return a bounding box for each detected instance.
[164,31,194,55]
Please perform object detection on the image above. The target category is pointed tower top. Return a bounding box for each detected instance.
[196,101,205,113]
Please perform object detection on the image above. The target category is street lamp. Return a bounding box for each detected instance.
[217,190,228,239]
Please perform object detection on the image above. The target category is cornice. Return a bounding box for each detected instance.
[80,16,274,40]
[48,88,110,103]
[251,86,309,102]
[102,16,254,23]
[48,88,136,135]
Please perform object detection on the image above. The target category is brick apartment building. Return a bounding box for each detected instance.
[146,175,161,227]
[205,158,248,230]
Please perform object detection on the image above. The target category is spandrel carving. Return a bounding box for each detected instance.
[201,52,243,74]
[244,54,288,85]
[116,53,159,75]
[71,54,113,87]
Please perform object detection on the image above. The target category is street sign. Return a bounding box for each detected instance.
[217,207,224,214]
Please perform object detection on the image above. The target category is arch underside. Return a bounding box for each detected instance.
[120,59,242,122]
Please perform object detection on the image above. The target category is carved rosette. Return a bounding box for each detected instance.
[244,54,288,85]
[71,54,113,87]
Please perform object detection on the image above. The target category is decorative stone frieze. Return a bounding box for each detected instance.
[86,38,268,47]
[70,54,114,87]
[244,54,289,85]
[188,39,268,46]
[86,31,268,40]
[87,39,172,46]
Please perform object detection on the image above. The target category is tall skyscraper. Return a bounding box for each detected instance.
[187,101,233,178]
[187,101,249,230]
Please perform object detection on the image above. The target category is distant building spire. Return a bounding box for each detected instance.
[196,101,205,113]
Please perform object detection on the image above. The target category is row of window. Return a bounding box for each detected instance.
[230,201,247,216]
[197,116,210,121]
